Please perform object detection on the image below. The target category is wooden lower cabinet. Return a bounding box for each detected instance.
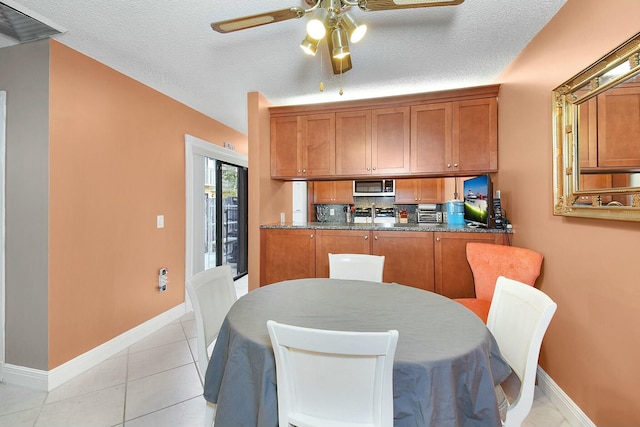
[261,228,508,296]
[371,231,434,291]
[260,228,316,286]
[315,229,371,278]
[433,232,507,298]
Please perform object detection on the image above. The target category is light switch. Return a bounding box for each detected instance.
[157,215,164,228]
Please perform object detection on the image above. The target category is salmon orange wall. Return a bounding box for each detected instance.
[48,41,246,369]
[496,0,640,424]
[247,92,292,292]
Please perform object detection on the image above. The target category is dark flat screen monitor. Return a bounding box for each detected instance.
[463,174,493,227]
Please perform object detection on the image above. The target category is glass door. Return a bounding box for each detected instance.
[203,157,248,278]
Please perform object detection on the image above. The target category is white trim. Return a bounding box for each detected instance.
[1,303,186,391]
[0,91,6,380]
[184,134,247,283]
[537,366,596,427]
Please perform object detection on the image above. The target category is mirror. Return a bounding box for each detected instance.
[553,31,640,221]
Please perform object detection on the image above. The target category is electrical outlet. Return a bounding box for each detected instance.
[329,208,335,216]
[159,268,168,292]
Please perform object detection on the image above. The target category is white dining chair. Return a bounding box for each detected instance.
[487,276,557,427]
[266,320,399,427]
[328,253,385,282]
[185,264,237,427]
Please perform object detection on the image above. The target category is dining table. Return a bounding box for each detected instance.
[203,278,512,427]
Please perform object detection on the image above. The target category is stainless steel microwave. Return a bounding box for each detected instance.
[353,179,396,197]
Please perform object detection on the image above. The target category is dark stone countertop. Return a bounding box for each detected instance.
[260,221,512,234]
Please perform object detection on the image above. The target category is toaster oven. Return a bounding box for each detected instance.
[417,204,443,224]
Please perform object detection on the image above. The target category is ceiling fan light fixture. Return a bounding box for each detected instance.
[324,0,342,14]
[340,12,367,43]
[306,7,329,39]
[300,35,319,56]
[331,27,350,59]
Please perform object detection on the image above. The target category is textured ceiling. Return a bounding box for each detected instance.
[0,0,567,134]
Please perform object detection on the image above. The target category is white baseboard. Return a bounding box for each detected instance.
[537,366,595,427]
[2,303,187,391]
[2,363,49,390]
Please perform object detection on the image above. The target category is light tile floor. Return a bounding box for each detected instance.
[0,275,571,427]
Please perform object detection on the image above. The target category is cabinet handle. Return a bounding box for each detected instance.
[310,234,314,238]
[297,169,302,173]
[367,167,370,171]
[372,167,376,170]
[364,235,369,240]
[374,235,378,240]
[447,163,451,168]
[454,163,458,167]
[436,237,441,242]
[302,169,307,173]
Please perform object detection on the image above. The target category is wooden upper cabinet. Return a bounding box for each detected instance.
[411,98,497,174]
[300,113,336,177]
[336,107,410,176]
[371,107,411,175]
[597,87,640,168]
[395,178,444,204]
[314,180,354,204]
[335,110,372,175]
[411,103,451,173]
[453,98,498,173]
[271,116,300,178]
[271,113,335,179]
[271,86,499,179]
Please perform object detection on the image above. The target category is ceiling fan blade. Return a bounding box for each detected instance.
[211,7,305,33]
[358,0,464,11]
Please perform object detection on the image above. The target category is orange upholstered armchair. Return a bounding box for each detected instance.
[454,243,543,323]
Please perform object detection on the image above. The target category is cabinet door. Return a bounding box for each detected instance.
[453,98,498,173]
[597,87,640,167]
[433,232,506,298]
[314,181,354,204]
[336,110,372,176]
[270,116,299,178]
[394,178,444,204]
[300,113,336,177]
[411,103,452,173]
[333,180,354,203]
[394,179,419,203]
[372,107,411,175]
[371,231,434,291]
[314,181,336,204]
[416,178,444,203]
[260,228,316,286]
[315,229,371,278]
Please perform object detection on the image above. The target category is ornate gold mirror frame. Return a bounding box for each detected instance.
[553,31,640,221]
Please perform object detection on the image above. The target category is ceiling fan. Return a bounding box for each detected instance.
[211,0,464,75]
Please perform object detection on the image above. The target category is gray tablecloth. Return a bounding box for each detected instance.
[203,279,511,427]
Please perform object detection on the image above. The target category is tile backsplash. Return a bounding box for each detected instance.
[314,197,431,223]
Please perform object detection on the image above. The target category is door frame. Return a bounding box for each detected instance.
[1,91,6,376]
[184,134,247,282]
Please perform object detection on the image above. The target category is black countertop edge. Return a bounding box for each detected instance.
[261,222,513,234]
